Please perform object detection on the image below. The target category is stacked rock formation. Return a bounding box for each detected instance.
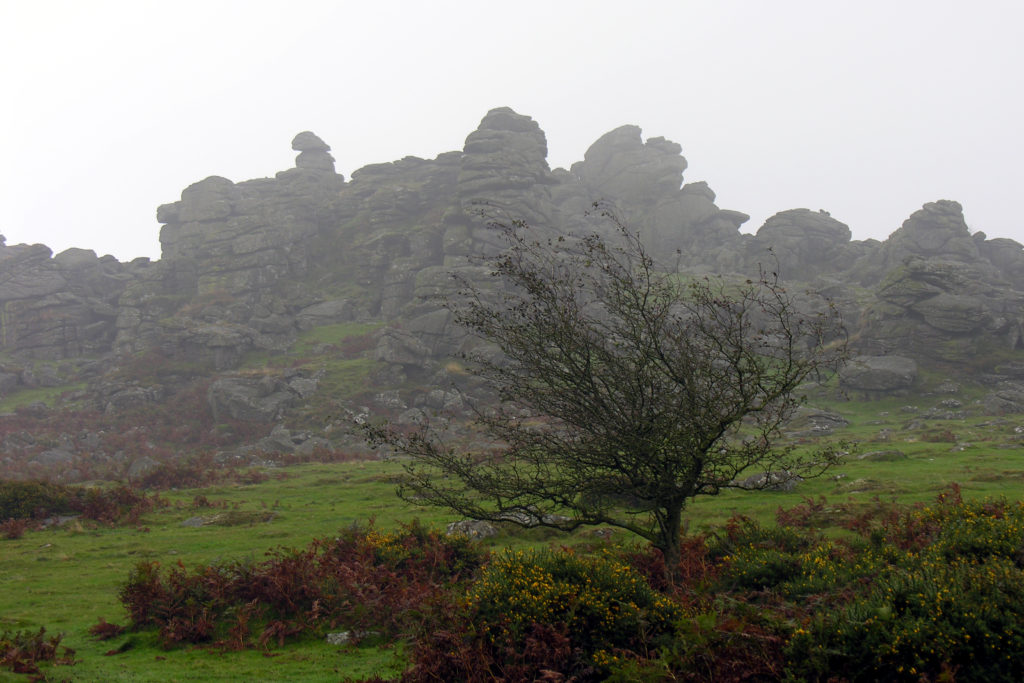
[291,131,336,172]
[0,107,1023,385]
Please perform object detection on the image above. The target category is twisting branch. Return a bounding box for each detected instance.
[365,209,847,579]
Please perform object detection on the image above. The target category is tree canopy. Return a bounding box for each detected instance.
[367,214,847,577]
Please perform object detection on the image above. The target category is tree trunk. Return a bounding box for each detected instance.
[658,503,684,585]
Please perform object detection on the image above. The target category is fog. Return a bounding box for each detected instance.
[1,0,1021,261]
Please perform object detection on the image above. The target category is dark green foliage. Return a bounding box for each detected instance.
[786,493,1024,681]
[707,516,818,592]
[0,480,73,519]
[469,548,680,654]
[404,547,681,682]
[0,479,160,525]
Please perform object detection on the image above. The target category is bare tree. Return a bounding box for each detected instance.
[367,214,846,578]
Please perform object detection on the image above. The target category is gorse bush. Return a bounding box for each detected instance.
[469,548,680,655]
[0,480,73,519]
[785,495,1024,682]
[792,556,1024,681]
[404,547,681,681]
[708,516,819,592]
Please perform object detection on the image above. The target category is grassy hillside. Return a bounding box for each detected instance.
[2,394,1024,680]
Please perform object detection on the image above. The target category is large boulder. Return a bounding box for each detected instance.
[882,200,980,265]
[292,131,336,172]
[207,374,303,422]
[568,126,748,267]
[840,355,918,393]
[458,107,551,196]
[749,209,853,280]
[572,125,686,203]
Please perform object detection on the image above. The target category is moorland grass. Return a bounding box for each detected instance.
[3,396,1024,680]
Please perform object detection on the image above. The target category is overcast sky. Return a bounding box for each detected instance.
[1,0,1021,261]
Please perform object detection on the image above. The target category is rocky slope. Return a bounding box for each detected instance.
[2,107,1024,479]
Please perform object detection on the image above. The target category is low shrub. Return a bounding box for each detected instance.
[0,627,75,676]
[117,520,486,650]
[603,609,789,683]
[88,618,127,641]
[787,495,1024,681]
[0,480,73,519]
[618,534,716,592]
[0,479,163,527]
[1,518,29,540]
[709,517,819,592]
[469,548,680,654]
[78,485,162,525]
[404,547,681,681]
[775,495,835,528]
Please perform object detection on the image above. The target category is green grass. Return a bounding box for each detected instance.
[0,382,86,412]
[241,323,383,370]
[239,323,385,411]
[293,322,382,354]
[0,462,438,682]
[4,394,1024,680]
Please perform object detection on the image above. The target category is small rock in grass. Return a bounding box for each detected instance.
[857,450,907,462]
[326,630,378,646]
[445,520,498,539]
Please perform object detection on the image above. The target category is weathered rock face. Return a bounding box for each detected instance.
[0,242,141,360]
[976,235,1024,289]
[155,167,343,298]
[207,371,319,423]
[109,132,349,364]
[332,152,459,320]
[840,355,918,394]
[885,200,981,264]
[749,209,854,280]
[448,107,558,252]
[852,201,1024,363]
[568,125,749,270]
[573,125,686,204]
[4,107,1024,414]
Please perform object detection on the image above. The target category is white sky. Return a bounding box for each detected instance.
[1,0,1021,261]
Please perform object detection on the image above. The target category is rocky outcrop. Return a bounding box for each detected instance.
[568,125,749,270]
[207,371,319,423]
[333,153,459,319]
[748,209,854,280]
[447,107,558,254]
[6,106,1024,469]
[976,235,1024,289]
[853,202,1024,362]
[109,131,350,364]
[573,125,687,204]
[883,200,981,265]
[155,167,342,298]
[0,242,141,360]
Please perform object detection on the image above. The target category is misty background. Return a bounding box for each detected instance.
[1,0,1021,261]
